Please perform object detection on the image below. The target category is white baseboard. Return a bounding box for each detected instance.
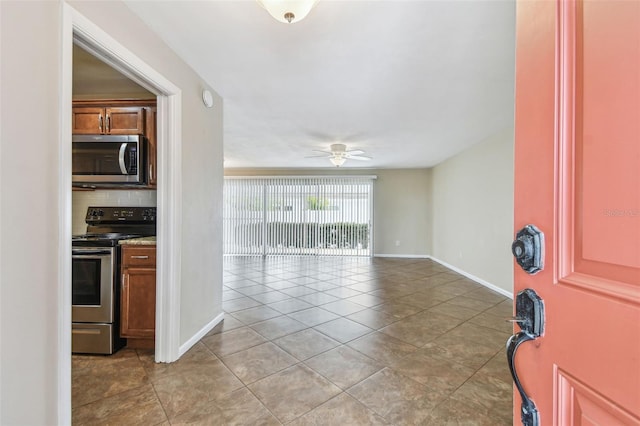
[428,256,513,299]
[178,311,224,357]
[374,254,430,259]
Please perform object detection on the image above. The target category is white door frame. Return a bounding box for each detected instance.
[59,4,182,423]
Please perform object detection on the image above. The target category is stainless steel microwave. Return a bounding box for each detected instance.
[72,134,146,186]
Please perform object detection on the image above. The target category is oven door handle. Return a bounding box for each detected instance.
[118,142,128,175]
[72,249,112,256]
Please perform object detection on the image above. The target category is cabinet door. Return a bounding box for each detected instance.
[105,107,145,134]
[144,107,157,187]
[121,267,156,338]
[72,107,104,134]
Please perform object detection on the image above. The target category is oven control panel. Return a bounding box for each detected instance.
[86,207,156,224]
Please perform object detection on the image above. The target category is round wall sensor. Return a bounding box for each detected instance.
[202,90,214,108]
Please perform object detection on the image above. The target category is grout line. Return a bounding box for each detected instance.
[76,257,511,424]
[148,380,171,424]
[243,382,285,425]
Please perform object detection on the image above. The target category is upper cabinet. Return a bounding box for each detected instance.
[72,99,157,189]
[144,106,157,187]
[72,106,145,135]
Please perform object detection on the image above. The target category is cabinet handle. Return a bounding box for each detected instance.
[99,115,103,132]
[131,255,149,259]
[149,164,154,181]
[106,115,111,132]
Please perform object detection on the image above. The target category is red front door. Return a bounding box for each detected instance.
[513,0,640,424]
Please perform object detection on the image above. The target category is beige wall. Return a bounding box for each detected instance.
[430,127,514,294]
[373,169,431,256]
[225,168,431,256]
[1,1,224,423]
[1,2,62,423]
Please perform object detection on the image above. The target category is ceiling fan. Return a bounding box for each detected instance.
[307,143,372,167]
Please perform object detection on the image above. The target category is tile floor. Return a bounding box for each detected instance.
[72,256,514,425]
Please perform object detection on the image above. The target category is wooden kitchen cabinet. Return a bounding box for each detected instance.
[144,106,157,188]
[71,107,103,134]
[72,99,157,189]
[72,106,145,135]
[120,245,156,348]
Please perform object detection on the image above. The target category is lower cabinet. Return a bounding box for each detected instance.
[121,245,156,349]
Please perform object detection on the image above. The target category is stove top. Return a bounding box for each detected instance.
[72,206,157,247]
[72,232,144,241]
[73,232,146,240]
[72,233,145,247]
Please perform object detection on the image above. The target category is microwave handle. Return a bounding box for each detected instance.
[118,143,128,174]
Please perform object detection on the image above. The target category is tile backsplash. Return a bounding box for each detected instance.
[72,190,157,235]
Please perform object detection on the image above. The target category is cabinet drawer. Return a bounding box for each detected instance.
[121,246,156,267]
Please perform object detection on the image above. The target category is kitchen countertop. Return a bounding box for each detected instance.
[119,236,156,246]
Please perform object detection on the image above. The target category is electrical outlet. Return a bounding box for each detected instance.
[395,240,400,247]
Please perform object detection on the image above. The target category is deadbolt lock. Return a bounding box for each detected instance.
[512,224,544,274]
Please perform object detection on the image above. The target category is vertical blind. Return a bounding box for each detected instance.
[223,176,375,256]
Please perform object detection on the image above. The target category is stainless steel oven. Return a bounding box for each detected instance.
[71,244,126,355]
[72,206,156,355]
[72,247,115,323]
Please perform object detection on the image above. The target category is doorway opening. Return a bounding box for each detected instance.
[69,29,182,360]
[60,4,183,423]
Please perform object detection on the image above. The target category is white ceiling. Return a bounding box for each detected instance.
[73,44,155,99]
[124,0,516,169]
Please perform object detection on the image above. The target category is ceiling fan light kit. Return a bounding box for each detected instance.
[306,143,372,167]
[257,0,318,24]
[329,156,346,167]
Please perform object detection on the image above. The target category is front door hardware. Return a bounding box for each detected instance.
[507,288,545,426]
[512,224,544,274]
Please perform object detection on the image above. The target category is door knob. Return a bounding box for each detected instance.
[512,224,544,274]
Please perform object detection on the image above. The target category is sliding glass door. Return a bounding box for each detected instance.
[224,177,374,256]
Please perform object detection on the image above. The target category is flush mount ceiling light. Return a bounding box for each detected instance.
[257,0,319,24]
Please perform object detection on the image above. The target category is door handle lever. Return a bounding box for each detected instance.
[506,288,544,426]
[507,331,540,426]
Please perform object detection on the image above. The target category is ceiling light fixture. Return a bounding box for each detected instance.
[306,143,372,167]
[257,0,318,24]
[329,156,346,167]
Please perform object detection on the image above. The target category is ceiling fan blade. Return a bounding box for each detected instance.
[305,154,331,158]
[312,149,332,155]
[345,149,365,156]
[346,155,372,161]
